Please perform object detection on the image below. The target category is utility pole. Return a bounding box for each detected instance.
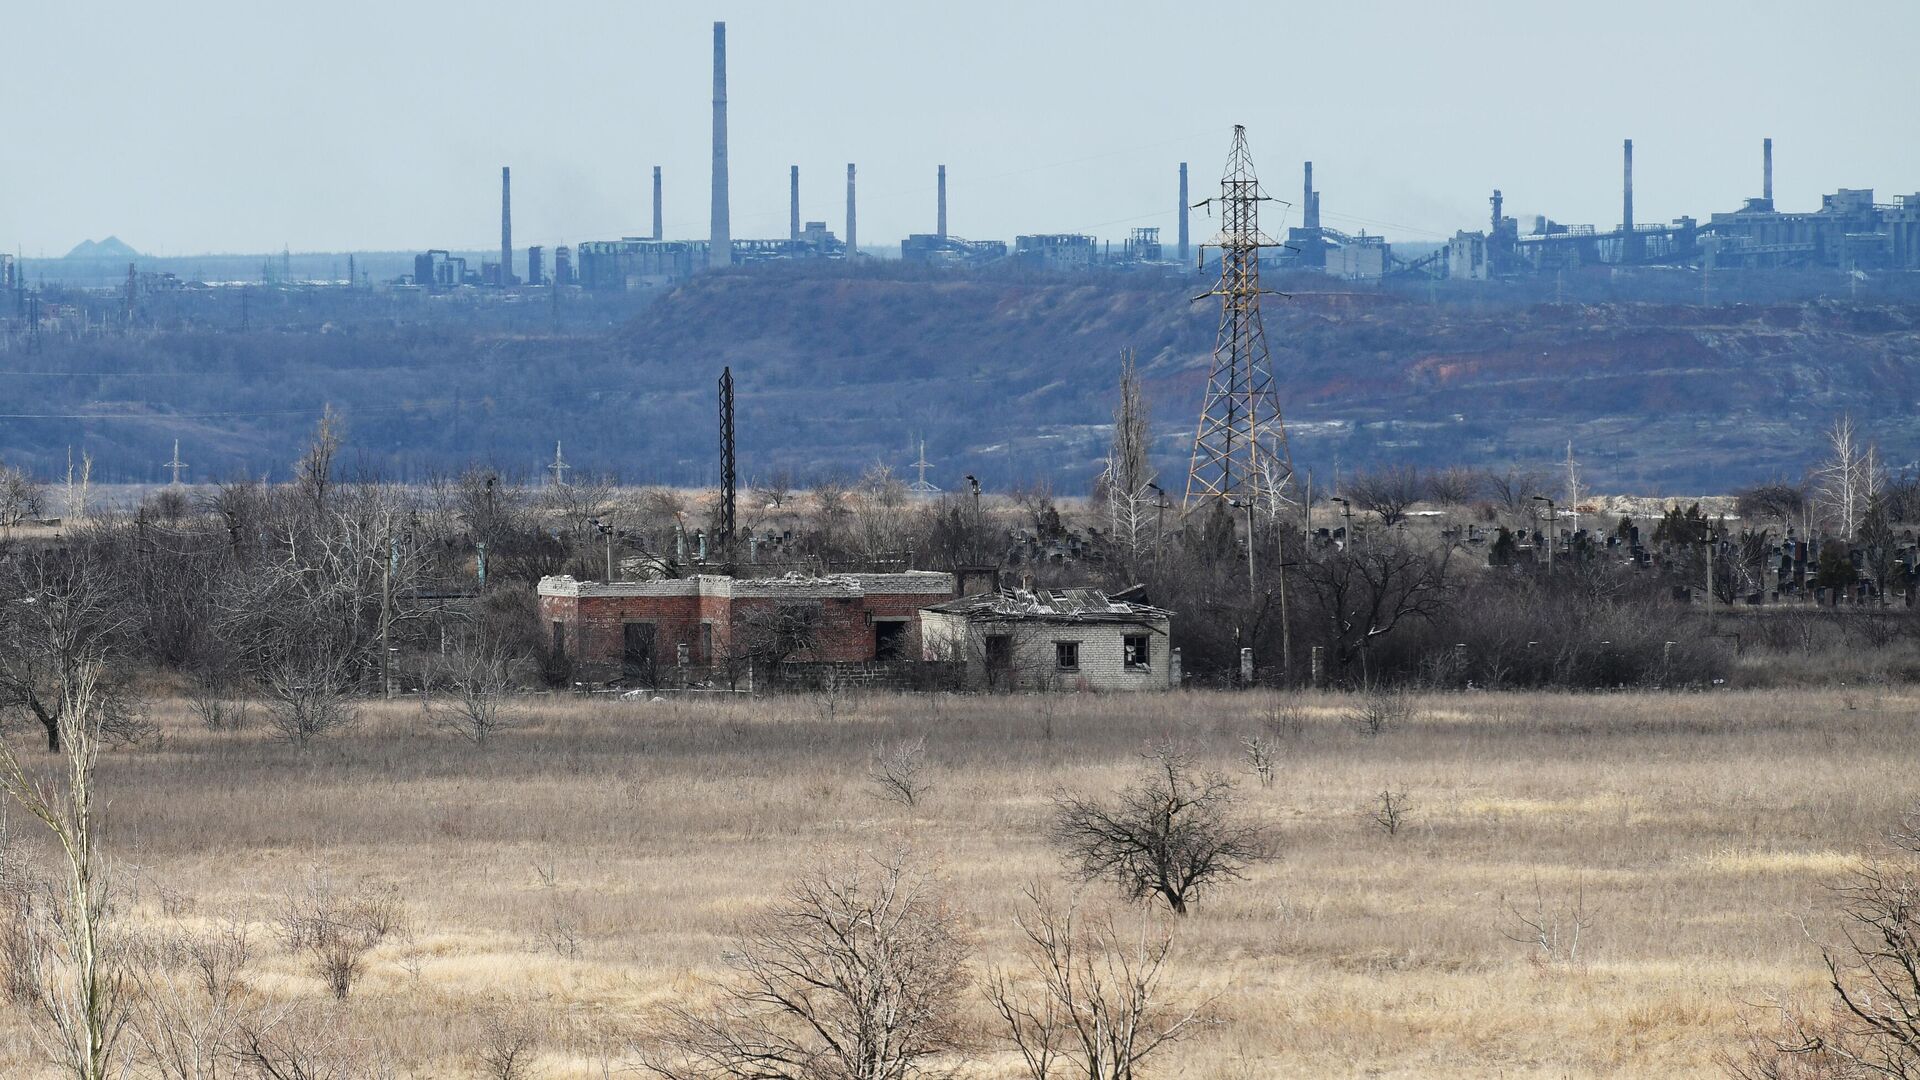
[547,441,570,487]
[590,519,614,583]
[1185,125,1292,511]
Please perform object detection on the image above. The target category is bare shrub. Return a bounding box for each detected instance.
[1261,702,1306,740]
[475,1001,545,1080]
[259,650,358,747]
[0,810,43,1006]
[1344,464,1424,525]
[426,634,523,747]
[230,1004,396,1080]
[986,884,1207,1080]
[868,737,933,808]
[534,903,584,959]
[1345,688,1411,737]
[1051,742,1270,915]
[1500,879,1593,968]
[1241,735,1277,789]
[1370,788,1411,837]
[640,851,969,1080]
[275,872,407,1000]
[1730,847,1920,1078]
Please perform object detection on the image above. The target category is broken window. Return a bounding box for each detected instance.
[551,620,566,660]
[1124,634,1151,669]
[1055,641,1080,671]
[874,619,908,661]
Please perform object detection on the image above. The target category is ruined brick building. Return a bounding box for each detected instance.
[537,571,955,684]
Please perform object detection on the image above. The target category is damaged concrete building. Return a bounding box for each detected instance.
[919,587,1175,692]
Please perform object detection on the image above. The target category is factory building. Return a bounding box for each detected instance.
[1706,189,1920,271]
[575,240,704,290]
[1014,234,1098,272]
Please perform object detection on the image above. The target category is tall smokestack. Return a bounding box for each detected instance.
[790,165,800,241]
[1303,161,1319,229]
[1622,138,1634,233]
[709,21,731,269]
[652,165,663,241]
[937,165,947,240]
[1177,162,1189,264]
[846,163,857,259]
[500,166,513,287]
[1763,137,1773,204]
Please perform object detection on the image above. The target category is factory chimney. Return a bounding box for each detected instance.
[937,165,947,240]
[1302,161,1319,229]
[709,21,731,269]
[1621,138,1634,233]
[1177,162,1189,265]
[500,166,513,287]
[652,166,663,241]
[846,163,857,259]
[1763,137,1773,205]
[790,166,800,241]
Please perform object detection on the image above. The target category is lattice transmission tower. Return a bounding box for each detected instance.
[1184,125,1294,510]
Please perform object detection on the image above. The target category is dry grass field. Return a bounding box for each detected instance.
[2,686,1915,1078]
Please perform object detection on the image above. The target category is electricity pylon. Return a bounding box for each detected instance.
[1184,125,1293,511]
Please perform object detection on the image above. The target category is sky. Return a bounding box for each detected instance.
[2,0,1916,258]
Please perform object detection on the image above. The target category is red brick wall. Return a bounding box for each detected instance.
[542,587,939,681]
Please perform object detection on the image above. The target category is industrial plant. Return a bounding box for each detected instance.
[356,21,1917,297]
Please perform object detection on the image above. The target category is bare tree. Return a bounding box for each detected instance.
[640,852,970,1080]
[1815,414,1882,539]
[294,405,343,516]
[1370,788,1411,836]
[1299,535,1452,683]
[1344,465,1423,526]
[1050,743,1269,915]
[986,885,1207,1080]
[867,737,933,808]
[0,459,46,533]
[1099,349,1156,569]
[1424,466,1480,509]
[0,552,146,753]
[1483,467,1545,517]
[751,469,796,511]
[0,644,130,1080]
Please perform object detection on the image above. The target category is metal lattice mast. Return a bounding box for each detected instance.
[163,439,188,486]
[547,441,571,486]
[1184,125,1293,510]
[718,367,736,555]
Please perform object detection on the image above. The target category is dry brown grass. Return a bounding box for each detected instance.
[1,686,1913,1077]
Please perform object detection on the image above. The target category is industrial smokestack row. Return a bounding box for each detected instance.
[500,166,513,287]
[846,163,857,259]
[790,166,800,240]
[709,21,731,269]
[937,165,947,240]
[653,166,663,241]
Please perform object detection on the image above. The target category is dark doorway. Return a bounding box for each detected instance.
[984,634,1013,688]
[622,622,656,685]
[874,620,908,661]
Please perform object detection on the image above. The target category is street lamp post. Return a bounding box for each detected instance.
[590,518,615,583]
[1532,495,1556,575]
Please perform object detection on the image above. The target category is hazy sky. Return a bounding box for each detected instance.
[3,1,1915,257]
